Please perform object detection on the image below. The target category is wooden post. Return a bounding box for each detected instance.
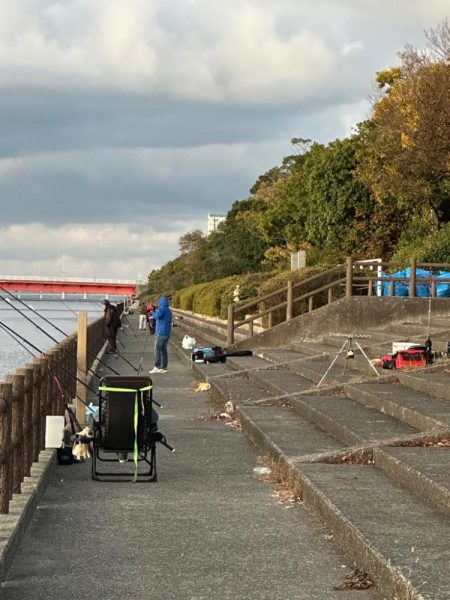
[409,256,416,298]
[368,278,373,296]
[5,373,24,495]
[389,279,394,297]
[37,357,48,450]
[286,280,293,321]
[248,319,254,338]
[31,360,42,462]
[227,304,235,346]
[328,288,333,304]
[0,382,12,513]
[76,311,88,425]
[346,257,353,297]
[268,311,273,329]
[18,365,33,478]
[308,296,314,312]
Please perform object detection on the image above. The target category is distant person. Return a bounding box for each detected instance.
[149,296,172,373]
[233,284,240,303]
[138,300,147,330]
[147,303,157,334]
[103,299,121,354]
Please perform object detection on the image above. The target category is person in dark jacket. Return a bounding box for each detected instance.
[103,299,120,354]
[149,296,172,373]
[147,303,156,334]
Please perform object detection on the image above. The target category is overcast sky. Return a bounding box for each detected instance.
[0,0,448,281]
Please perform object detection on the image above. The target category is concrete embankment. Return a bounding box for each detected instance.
[170,298,450,599]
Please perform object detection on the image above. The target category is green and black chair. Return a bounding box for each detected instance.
[91,375,174,482]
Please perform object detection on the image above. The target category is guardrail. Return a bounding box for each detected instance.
[226,257,450,345]
[0,275,136,284]
[0,316,106,514]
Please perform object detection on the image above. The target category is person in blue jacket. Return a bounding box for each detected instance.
[149,296,172,373]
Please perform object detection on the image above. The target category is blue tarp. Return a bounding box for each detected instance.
[381,268,450,297]
[436,271,450,297]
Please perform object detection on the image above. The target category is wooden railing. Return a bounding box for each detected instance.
[226,257,450,345]
[0,316,106,514]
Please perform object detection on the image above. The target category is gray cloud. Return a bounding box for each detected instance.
[0,0,448,277]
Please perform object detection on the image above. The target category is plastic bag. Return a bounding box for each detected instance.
[182,335,196,350]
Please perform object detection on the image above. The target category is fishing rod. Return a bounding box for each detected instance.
[137,326,151,375]
[0,321,95,412]
[0,319,104,403]
[114,348,139,373]
[0,288,121,377]
[1,321,160,411]
[0,287,120,374]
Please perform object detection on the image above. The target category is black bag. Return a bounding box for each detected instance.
[57,446,74,465]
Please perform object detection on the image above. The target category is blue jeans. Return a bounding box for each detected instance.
[154,335,169,369]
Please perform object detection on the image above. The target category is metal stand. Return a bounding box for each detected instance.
[316,335,380,388]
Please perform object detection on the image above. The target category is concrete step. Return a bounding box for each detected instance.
[206,371,274,406]
[345,380,450,431]
[374,446,450,515]
[288,394,417,447]
[222,352,317,397]
[256,348,329,367]
[260,347,380,383]
[398,370,450,402]
[225,354,270,373]
[239,405,345,462]
[287,338,388,367]
[287,341,332,357]
[297,462,450,600]
[243,359,316,396]
[292,356,370,386]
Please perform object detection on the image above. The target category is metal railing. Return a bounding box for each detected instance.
[226,257,450,345]
[0,275,136,284]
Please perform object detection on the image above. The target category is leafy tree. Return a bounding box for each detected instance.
[356,21,450,228]
[179,229,205,254]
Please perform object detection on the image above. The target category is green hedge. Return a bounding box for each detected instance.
[170,266,336,322]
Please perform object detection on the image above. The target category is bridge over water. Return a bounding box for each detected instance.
[0,275,139,297]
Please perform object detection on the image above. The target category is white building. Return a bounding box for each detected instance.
[207,213,226,235]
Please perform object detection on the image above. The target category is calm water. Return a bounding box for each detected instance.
[0,294,125,380]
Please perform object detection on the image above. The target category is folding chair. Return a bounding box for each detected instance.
[91,375,173,482]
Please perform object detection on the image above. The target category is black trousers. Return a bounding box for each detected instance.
[106,326,117,351]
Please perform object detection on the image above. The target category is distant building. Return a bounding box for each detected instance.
[207,213,226,235]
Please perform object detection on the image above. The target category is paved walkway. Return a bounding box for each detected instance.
[1,317,381,599]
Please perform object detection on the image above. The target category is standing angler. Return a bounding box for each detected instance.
[103,299,121,354]
[149,296,172,373]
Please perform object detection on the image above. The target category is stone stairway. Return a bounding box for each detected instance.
[169,313,450,599]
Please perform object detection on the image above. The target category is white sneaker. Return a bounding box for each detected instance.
[150,367,162,373]
[159,369,167,373]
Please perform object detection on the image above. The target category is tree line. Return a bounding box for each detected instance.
[148,21,450,297]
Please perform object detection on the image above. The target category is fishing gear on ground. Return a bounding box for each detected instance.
[191,346,253,364]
